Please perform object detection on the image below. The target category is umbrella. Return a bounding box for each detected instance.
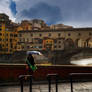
[27,51,42,55]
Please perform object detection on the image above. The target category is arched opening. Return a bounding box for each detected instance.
[64,38,74,49]
[75,39,84,48]
[86,38,92,48]
[75,39,79,48]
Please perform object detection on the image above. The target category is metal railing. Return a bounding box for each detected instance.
[69,73,92,92]
[19,74,59,92]
[47,74,59,92]
[19,75,33,92]
[19,73,92,92]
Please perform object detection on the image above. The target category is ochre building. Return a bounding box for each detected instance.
[0,14,18,54]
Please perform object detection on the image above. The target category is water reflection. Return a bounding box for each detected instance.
[71,58,92,65]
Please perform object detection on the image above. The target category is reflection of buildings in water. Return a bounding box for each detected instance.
[71,58,92,65]
[71,50,92,65]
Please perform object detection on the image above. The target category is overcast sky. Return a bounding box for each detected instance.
[0,0,92,27]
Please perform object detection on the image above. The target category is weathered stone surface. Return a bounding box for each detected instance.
[1,82,92,92]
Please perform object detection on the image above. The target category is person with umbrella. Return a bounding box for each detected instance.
[26,51,37,73]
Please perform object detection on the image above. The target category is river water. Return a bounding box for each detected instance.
[71,58,92,65]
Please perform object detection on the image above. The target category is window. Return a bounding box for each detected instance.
[58,41,61,43]
[14,34,17,37]
[30,33,33,37]
[38,39,43,43]
[22,46,24,49]
[58,33,61,37]
[48,33,51,37]
[27,46,30,49]
[23,38,25,42]
[10,39,12,42]
[0,33,2,36]
[6,34,8,36]
[6,28,8,31]
[10,34,13,37]
[20,39,21,42]
[68,33,71,36]
[6,44,8,46]
[11,44,13,48]
[39,34,42,37]
[46,41,48,43]
[78,33,81,36]
[54,40,57,43]
[6,39,8,41]
[39,46,42,48]
[0,38,2,41]
[2,44,4,47]
[19,34,22,37]
[54,45,57,48]
[89,32,91,36]
[59,45,61,48]
[27,38,29,42]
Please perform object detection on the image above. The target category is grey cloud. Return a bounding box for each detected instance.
[15,0,92,27]
[16,2,62,25]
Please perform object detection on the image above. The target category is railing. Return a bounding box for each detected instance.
[47,74,59,92]
[19,73,92,92]
[19,74,59,92]
[19,75,33,92]
[69,73,92,92]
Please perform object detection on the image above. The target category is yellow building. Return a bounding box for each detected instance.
[0,13,18,54]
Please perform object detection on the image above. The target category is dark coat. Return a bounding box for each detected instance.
[27,54,35,66]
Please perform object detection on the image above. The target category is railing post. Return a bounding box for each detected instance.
[47,74,58,92]
[70,74,73,92]
[19,75,33,92]
[47,75,51,92]
[69,73,92,92]
[56,75,58,92]
[19,75,24,92]
[29,75,32,92]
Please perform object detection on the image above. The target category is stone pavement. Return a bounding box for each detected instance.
[0,82,92,92]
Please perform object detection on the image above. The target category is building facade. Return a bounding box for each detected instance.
[17,20,32,31]
[50,24,73,30]
[0,14,18,54]
[0,13,92,54]
[30,19,50,30]
[17,28,92,51]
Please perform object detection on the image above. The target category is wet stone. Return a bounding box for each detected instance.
[0,82,92,92]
